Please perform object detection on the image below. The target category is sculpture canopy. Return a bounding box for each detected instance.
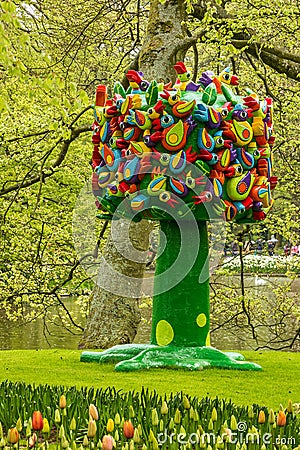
[80,63,276,371]
[90,62,276,224]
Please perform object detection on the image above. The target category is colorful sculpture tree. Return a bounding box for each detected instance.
[80,63,277,371]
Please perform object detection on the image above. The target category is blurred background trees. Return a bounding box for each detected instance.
[0,0,299,348]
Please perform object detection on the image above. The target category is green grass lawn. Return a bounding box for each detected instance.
[0,349,299,410]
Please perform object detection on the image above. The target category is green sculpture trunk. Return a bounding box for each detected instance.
[151,220,210,347]
[80,220,262,370]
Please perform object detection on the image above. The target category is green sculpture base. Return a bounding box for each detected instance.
[80,344,261,371]
[81,220,262,371]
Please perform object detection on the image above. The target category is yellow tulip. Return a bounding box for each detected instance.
[16,418,22,433]
[168,418,174,430]
[211,407,217,422]
[106,418,114,433]
[152,437,159,450]
[151,409,159,426]
[114,429,119,442]
[287,399,293,414]
[248,405,254,419]
[87,419,97,438]
[133,428,141,444]
[269,408,275,424]
[174,408,181,424]
[161,401,168,415]
[114,413,121,425]
[55,409,61,424]
[230,415,238,431]
[183,396,190,410]
[70,417,76,431]
[159,419,164,432]
[83,436,89,447]
[189,406,194,420]
[59,425,65,439]
[148,429,155,443]
[129,406,135,418]
[26,419,32,438]
[61,437,69,449]
[42,418,50,434]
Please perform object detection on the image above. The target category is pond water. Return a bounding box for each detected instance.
[0,276,299,351]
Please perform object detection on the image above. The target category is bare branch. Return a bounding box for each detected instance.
[0,121,92,197]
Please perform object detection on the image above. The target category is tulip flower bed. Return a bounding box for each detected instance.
[0,381,299,449]
[220,255,300,275]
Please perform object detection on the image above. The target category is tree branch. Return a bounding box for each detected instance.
[0,123,92,197]
[232,40,300,82]
[232,40,300,65]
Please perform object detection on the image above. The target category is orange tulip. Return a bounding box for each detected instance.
[277,410,286,427]
[102,435,114,450]
[59,395,67,409]
[32,411,44,431]
[7,428,19,444]
[258,410,266,424]
[123,420,134,439]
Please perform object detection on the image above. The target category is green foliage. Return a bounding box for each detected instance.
[0,0,147,327]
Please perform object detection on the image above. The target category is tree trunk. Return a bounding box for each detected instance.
[78,220,153,349]
[79,0,188,349]
[139,0,188,81]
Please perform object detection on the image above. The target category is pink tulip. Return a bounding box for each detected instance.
[102,435,114,450]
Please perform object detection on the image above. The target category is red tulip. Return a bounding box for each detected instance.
[123,420,134,439]
[32,411,44,431]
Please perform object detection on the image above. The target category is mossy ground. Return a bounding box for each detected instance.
[0,349,299,409]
